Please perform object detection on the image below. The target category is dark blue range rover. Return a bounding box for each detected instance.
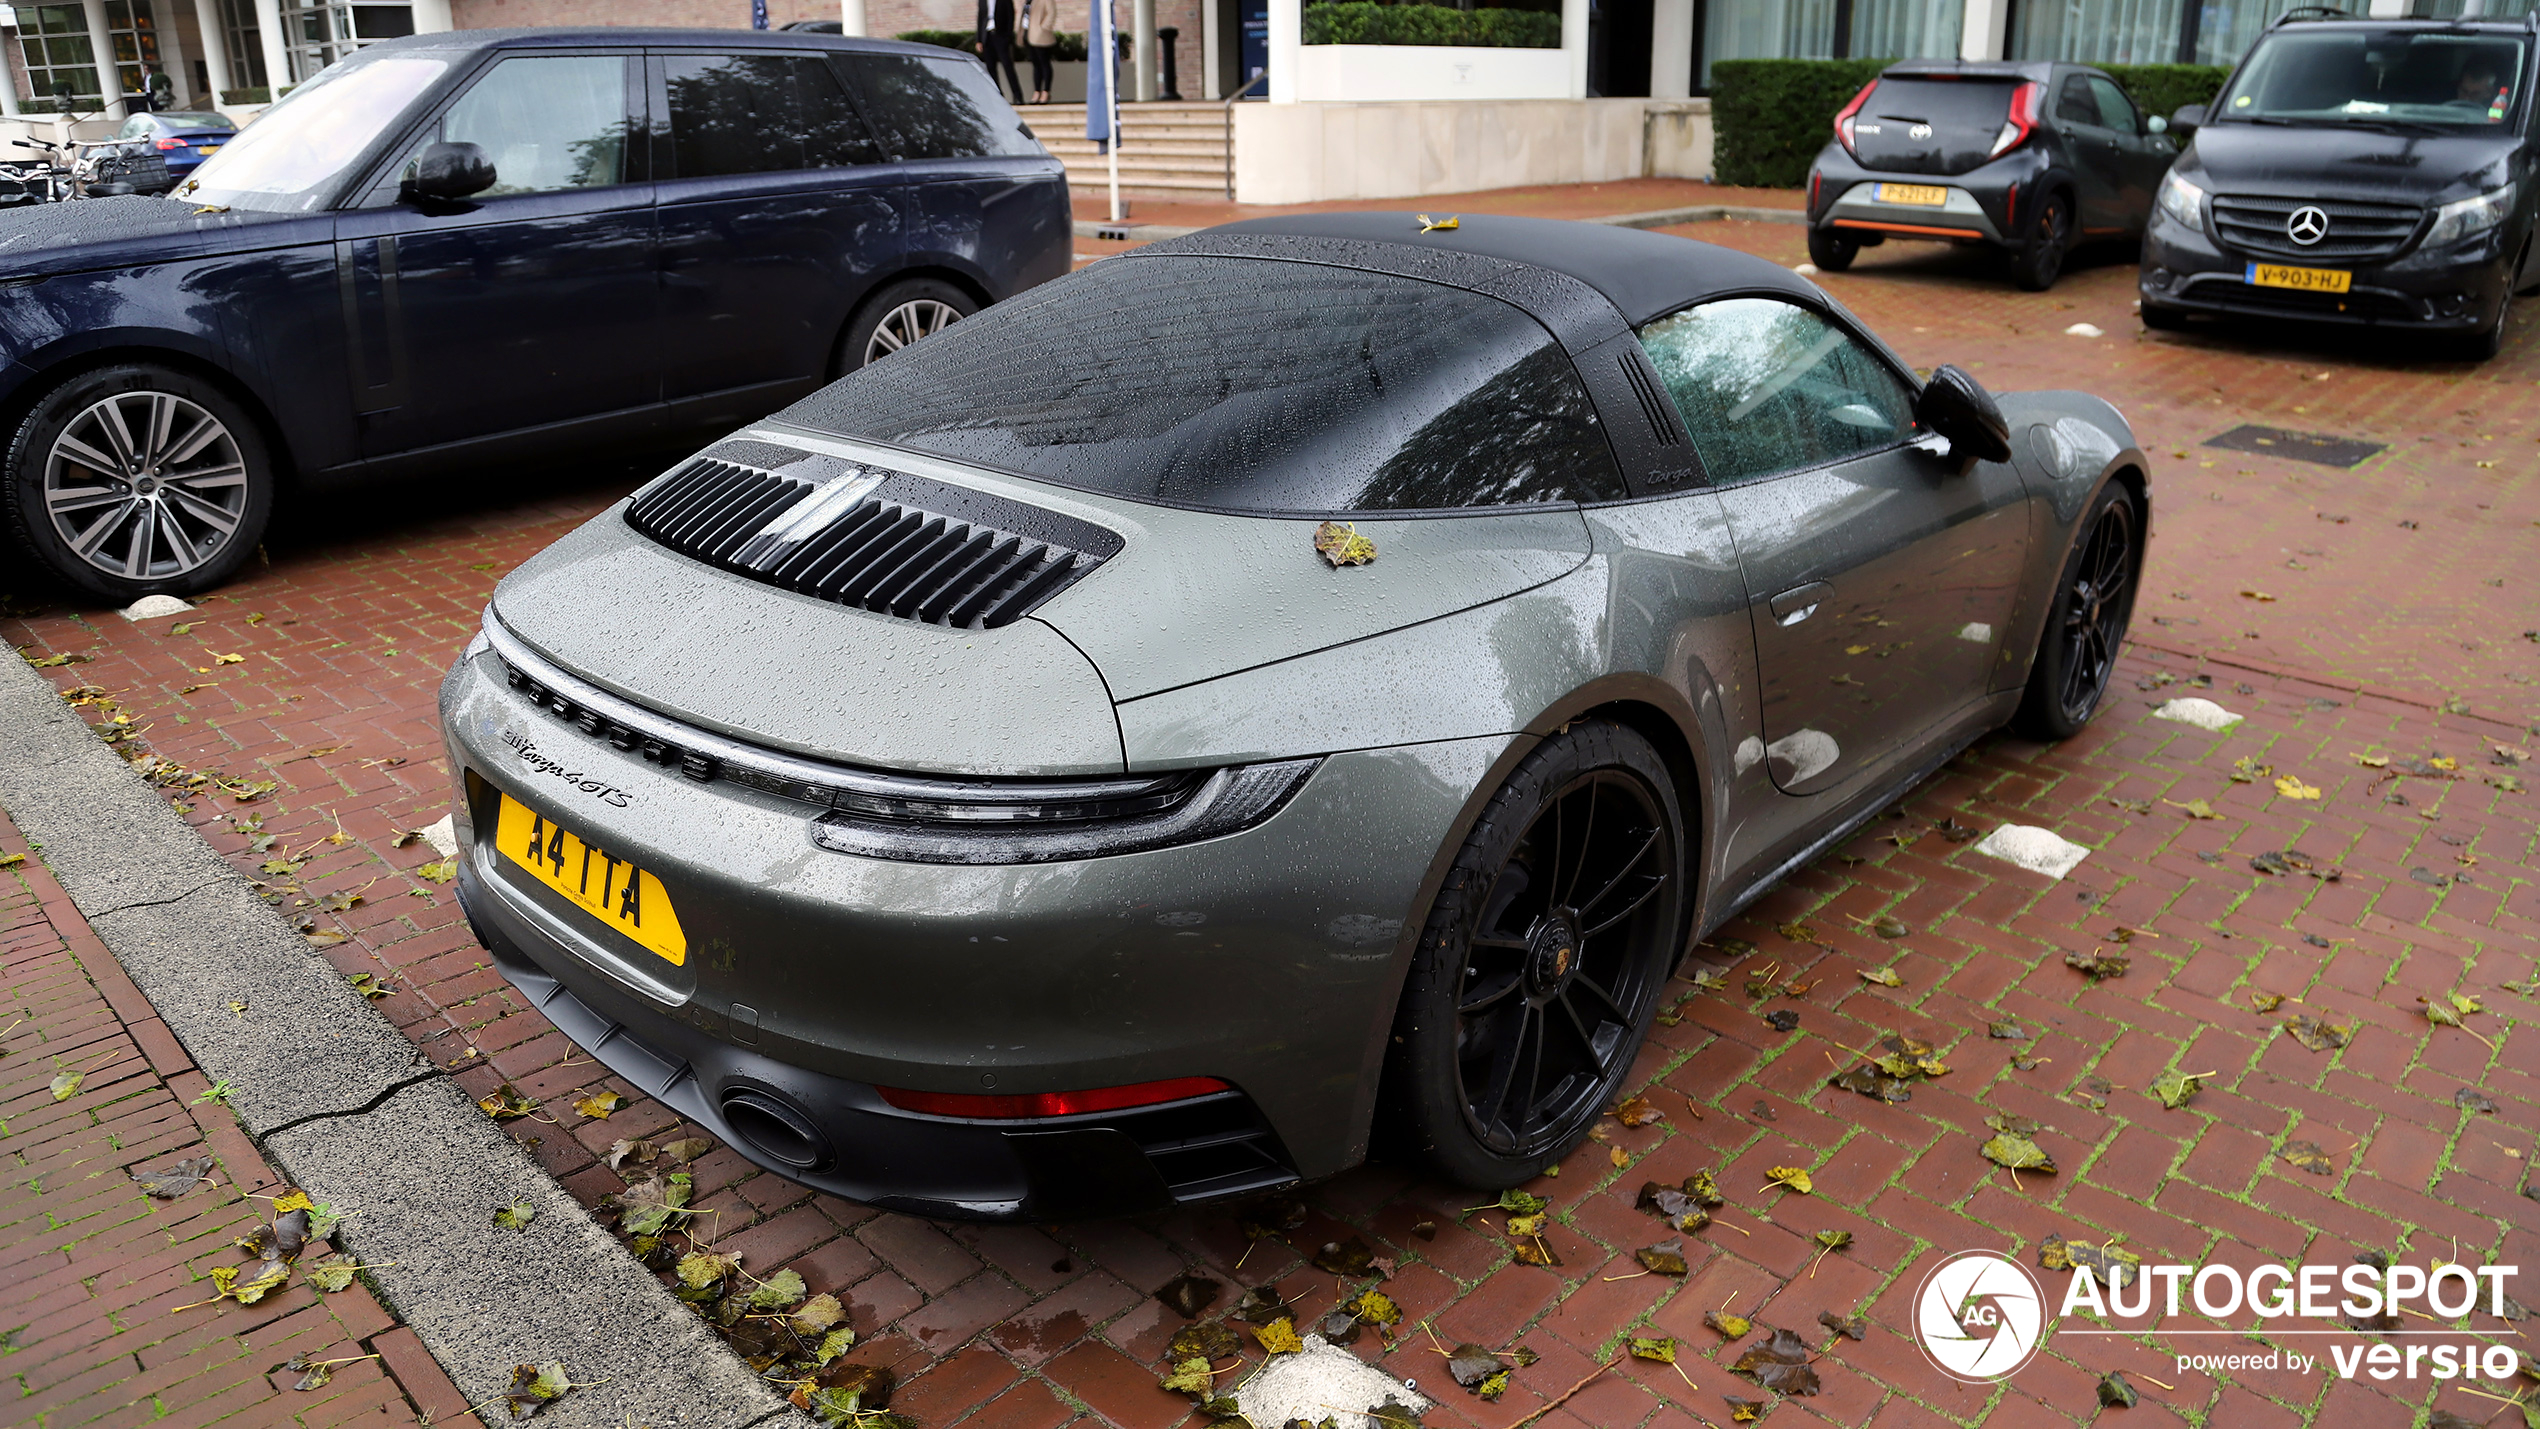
[0,28,1069,602]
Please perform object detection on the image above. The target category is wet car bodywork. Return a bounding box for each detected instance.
[438,215,2150,1221]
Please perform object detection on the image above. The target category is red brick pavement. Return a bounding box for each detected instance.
[3,218,2536,1429]
[0,804,478,1429]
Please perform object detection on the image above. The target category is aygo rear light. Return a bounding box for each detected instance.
[877,1075,1232,1119]
[1833,80,1879,158]
[1991,80,2045,159]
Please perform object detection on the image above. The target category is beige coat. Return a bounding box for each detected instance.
[1025,0,1059,49]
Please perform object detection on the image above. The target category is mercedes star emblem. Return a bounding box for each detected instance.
[2285,205,2330,246]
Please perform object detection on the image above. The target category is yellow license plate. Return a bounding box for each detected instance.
[2245,262,2350,294]
[494,793,688,965]
[1876,183,1949,207]
[196,143,221,152]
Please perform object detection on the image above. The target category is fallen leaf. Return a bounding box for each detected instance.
[50,1070,81,1101]
[2282,1140,2336,1175]
[1158,1356,1214,1395]
[1706,1310,1752,1338]
[2165,798,2221,819]
[1859,966,1904,987]
[1980,1134,2056,1173]
[1312,520,1377,568]
[1817,1309,1867,1341]
[493,1198,535,1231]
[1628,1336,1677,1364]
[2273,775,2322,800]
[2456,1087,2499,1114]
[1765,1166,1813,1195]
[605,1138,654,1171]
[1764,1009,1801,1032]
[1870,915,1910,938]
[1813,1230,1852,1253]
[1609,1095,1666,1128]
[1352,1287,1402,1326]
[1310,1237,1374,1276]
[2248,991,2285,1013]
[415,861,456,883]
[503,1362,572,1418]
[813,1327,856,1365]
[2283,1015,2351,1051]
[746,1269,807,1309]
[618,1171,693,1236]
[2097,1371,2138,1407]
[477,1084,537,1119]
[2065,948,2128,979]
[1446,1343,1504,1388]
[1726,1397,1764,1421]
[131,1156,215,1199]
[1988,1020,2030,1040]
[2071,1076,2114,1109]
[1730,1326,1821,1394]
[1167,1322,1242,1361]
[2352,752,2390,768]
[304,1255,359,1292]
[1253,1317,1304,1356]
[214,652,244,665]
[1497,1188,1549,1216]
[346,972,391,998]
[2228,757,2274,783]
[572,1091,624,1119]
[1637,1240,1689,1275]
[658,1137,711,1165]
[1512,1237,1561,1267]
[1232,1285,1289,1324]
[1156,1273,1222,1319]
[1474,1368,1510,1401]
[2147,1069,2211,1109]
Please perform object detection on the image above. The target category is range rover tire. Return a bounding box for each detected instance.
[1384,721,1685,1189]
[2013,480,2143,741]
[3,363,273,603]
[1807,227,1860,272]
[840,277,979,373]
[2010,190,2072,292]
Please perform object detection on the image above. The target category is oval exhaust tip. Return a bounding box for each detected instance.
[720,1088,833,1173]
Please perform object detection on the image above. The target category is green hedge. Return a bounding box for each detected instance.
[1302,3,1562,48]
[896,28,1091,61]
[2099,63,2231,124]
[1710,58,1889,187]
[1710,57,2231,188]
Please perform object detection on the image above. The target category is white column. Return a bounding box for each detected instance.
[252,0,288,91]
[1649,0,1691,99]
[1959,0,2007,61]
[1201,0,1219,99]
[841,0,868,35]
[83,0,129,118]
[158,0,194,105]
[411,0,453,30]
[2364,0,2408,14]
[1132,0,1155,101]
[1,43,21,117]
[1265,0,1295,101]
[1561,0,1586,99]
[192,0,233,100]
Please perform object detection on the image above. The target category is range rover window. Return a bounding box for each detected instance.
[2222,29,2527,128]
[845,53,1040,159]
[1634,297,1917,486]
[785,254,1628,513]
[441,56,634,194]
[664,52,885,176]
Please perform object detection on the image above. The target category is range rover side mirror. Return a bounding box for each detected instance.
[2169,103,2205,140]
[405,140,496,203]
[1916,364,2012,464]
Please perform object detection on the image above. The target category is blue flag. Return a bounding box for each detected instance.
[751,0,769,27]
[1086,0,1113,148]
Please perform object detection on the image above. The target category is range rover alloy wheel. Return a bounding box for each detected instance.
[843,278,981,372]
[3,363,273,602]
[1388,722,1685,1187]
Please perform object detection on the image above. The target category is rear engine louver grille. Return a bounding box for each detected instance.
[625,447,1122,630]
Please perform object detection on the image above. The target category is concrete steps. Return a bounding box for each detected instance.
[1028,101,1231,196]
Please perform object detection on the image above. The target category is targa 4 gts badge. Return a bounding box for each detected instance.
[502,729,632,808]
[1915,1250,2047,1383]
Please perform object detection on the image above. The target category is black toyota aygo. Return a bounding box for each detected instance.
[2141,11,2540,359]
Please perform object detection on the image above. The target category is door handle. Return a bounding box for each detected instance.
[1769,582,1830,625]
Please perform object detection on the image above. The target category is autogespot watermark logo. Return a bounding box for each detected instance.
[1912,1248,2526,1387]
[1915,1251,2048,1383]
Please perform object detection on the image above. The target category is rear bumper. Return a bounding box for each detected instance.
[1807,142,2044,249]
[1821,181,2008,244]
[2141,207,2514,330]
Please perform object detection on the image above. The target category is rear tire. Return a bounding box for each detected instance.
[3,363,274,604]
[1383,721,1686,1189]
[2013,480,2143,741]
[1806,227,1859,272]
[2010,190,2071,292]
[837,277,978,374]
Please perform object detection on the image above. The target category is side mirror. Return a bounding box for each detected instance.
[405,140,495,203]
[2169,103,2205,140]
[2145,113,2168,134]
[1915,364,2012,464]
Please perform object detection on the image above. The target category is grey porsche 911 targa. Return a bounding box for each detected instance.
[439,213,2147,1221]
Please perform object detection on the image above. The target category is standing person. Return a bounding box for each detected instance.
[976,0,1025,105]
[1022,0,1059,104]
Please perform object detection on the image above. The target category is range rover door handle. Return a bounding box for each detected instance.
[1769,581,1831,625]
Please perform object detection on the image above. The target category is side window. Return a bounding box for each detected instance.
[845,53,1040,160]
[439,55,633,195]
[2055,72,2102,128]
[1634,298,1917,487]
[665,52,885,177]
[2086,76,2138,133]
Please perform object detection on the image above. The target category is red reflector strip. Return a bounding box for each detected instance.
[877,1075,1231,1119]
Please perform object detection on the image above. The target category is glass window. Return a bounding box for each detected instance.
[2055,71,2102,126]
[438,55,630,195]
[2219,28,2526,127]
[1635,298,1916,486]
[276,2,415,84]
[15,4,104,110]
[2086,74,2139,130]
[177,51,447,209]
[845,53,1039,159]
[664,52,884,177]
[785,254,1627,514]
[2010,0,2185,66]
[1849,0,1966,70]
[1701,0,1834,89]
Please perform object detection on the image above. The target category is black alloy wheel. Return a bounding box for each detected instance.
[2014,482,2142,740]
[1387,722,1685,1187]
[2012,191,2071,292]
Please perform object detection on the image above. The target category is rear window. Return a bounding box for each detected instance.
[845,53,1040,159]
[1861,78,2016,132]
[780,254,1628,514]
